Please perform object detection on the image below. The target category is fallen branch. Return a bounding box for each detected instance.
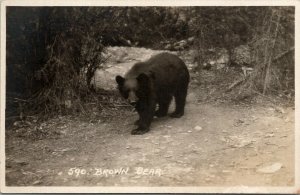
[13,98,29,102]
[272,47,295,62]
[226,77,245,92]
[113,104,132,107]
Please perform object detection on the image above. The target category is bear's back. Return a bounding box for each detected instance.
[125,52,187,79]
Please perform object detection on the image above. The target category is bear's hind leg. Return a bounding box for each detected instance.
[170,88,187,118]
[155,95,172,117]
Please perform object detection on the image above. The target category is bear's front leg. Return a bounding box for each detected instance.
[131,102,155,135]
[134,119,141,126]
[131,124,150,135]
[133,103,142,126]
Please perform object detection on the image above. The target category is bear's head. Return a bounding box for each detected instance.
[115,73,152,106]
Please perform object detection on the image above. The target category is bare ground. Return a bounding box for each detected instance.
[5,92,295,186]
[5,47,295,186]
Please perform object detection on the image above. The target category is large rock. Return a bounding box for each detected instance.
[92,47,176,90]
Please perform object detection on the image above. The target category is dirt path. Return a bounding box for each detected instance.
[5,47,295,186]
[5,92,295,186]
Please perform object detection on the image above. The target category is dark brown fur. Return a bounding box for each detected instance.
[116,53,190,135]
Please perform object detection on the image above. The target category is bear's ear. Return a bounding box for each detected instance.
[115,75,125,86]
[137,73,149,84]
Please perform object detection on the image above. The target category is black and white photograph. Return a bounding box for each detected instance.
[0,0,299,193]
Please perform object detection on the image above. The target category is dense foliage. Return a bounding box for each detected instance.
[6,6,294,118]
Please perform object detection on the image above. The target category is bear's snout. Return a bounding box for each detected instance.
[128,91,138,106]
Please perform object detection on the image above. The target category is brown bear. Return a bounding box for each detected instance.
[116,52,190,135]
